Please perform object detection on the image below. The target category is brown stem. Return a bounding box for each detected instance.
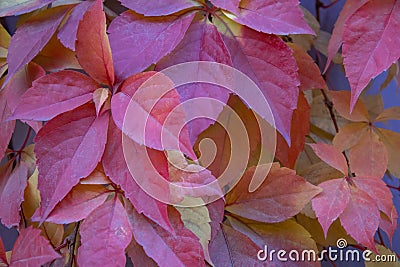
[67,221,81,267]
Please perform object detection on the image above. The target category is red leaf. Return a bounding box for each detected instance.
[226,163,322,223]
[46,184,108,224]
[118,0,198,16]
[126,204,205,267]
[219,0,314,35]
[77,199,132,267]
[0,162,27,228]
[215,17,300,143]
[126,238,157,267]
[0,237,6,266]
[6,6,69,84]
[352,177,395,221]
[324,0,369,72]
[102,120,173,233]
[9,226,60,267]
[342,0,400,110]
[57,0,95,50]
[309,143,348,175]
[111,71,196,159]
[0,89,15,159]
[275,92,310,168]
[33,103,109,221]
[311,178,350,236]
[76,0,114,86]
[156,16,232,144]
[348,130,388,178]
[108,11,194,82]
[289,43,327,91]
[0,0,56,17]
[206,198,225,241]
[339,186,379,251]
[9,70,99,121]
[208,224,265,267]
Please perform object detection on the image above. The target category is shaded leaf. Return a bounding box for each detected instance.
[329,90,369,122]
[126,238,157,267]
[10,70,98,121]
[46,184,108,224]
[108,11,194,82]
[76,0,114,86]
[0,88,15,159]
[0,162,28,228]
[33,103,109,221]
[375,128,400,177]
[333,122,368,151]
[80,163,111,185]
[0,237,6,266]
[309,143,348,175]
[365,245,400,266]
[226,163,322,223]
[77,199,133,267]
[9,226,60,267]
[93,87,111,116]
[0,0,56,17]
[119,0,198,16]
[375,107,400,122]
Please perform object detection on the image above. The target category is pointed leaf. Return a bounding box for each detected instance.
[156,16,232,144]
[208,224,265,267]
[349,130,388,178]
[111,71,195,159]
[119,0,198,16]
[0,0,57,17]
[309,143,348,175]
[325,0,369,72]
[108,11,194,82]
[275,92,310,168]
[311,178,350,236]
[57,0,95,50]
[9,227,60,267]
[226,163,322,223]
[376,128,400,177]
[46,184,108,224]
[333,122,368,151]
[93,87,111,116]
[329,90,369,122]
[6,6,69,84]
[76,0,114,86]
[339,186,379,251]
[77,199,132,267]
[0,162,28,228]
[102,119,173,233]
[215,17,300,143]
[221,0,314,35]
[342,0,400,110]
[33,103,109,221]
[375,107,400,122]
[127,204,205,267]
[10,70,98,121]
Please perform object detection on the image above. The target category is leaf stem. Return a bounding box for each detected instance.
[67,221,81,267]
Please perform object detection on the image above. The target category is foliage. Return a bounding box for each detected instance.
[0,0,399,266]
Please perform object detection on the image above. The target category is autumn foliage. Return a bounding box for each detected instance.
[0,0,399,266]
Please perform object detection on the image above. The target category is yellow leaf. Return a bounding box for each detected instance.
[22,169,40,219]
[333,122,368,151]
[365,245,400,266]
[41,222,64,247]
[375,107,400,122]
[375,128,400,178]
[93,88,111,116]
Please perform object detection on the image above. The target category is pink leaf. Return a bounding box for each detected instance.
[108,11,195,82]
[339,186,379,252]
[6,6,69,84]
[33,103,109,222]
[342,0,400,110]
[57,0,95,50]
[76,0,114,86]
[9,226,60,267]
[111,71,196,159]
[309,143,348,175]
[46,184,108,224]
[156,17,232,144]
[220,0,314,35]
[102,120,173,233]
[9,70,99,121]
[0,0,56,17]
[209,225,264,267]
[126,204,205,267]
[119,0,198,16]
[210,0,240,12]
[77,199,132,267]
[0,162,28,228]
[311,178,350,236]
[0,90,15,159]
[206,198,225,241]
[324,0,369,72]
[216,18,300,143]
